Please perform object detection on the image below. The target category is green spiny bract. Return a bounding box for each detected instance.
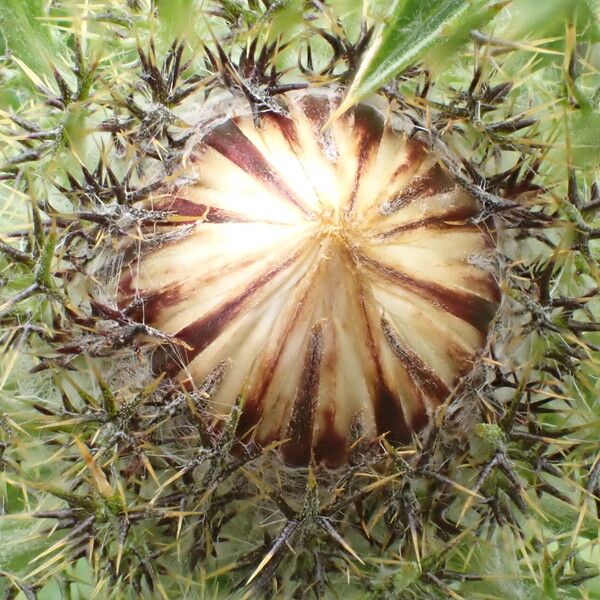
[0,1,599,599]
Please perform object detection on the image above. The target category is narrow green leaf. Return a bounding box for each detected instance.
[335,0,506,116]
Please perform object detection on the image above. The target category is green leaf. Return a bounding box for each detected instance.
[0,0,60,76]
[568,108,600,169]
[335,0,506,116]
[506,0,600,42]
[156,0,196,39]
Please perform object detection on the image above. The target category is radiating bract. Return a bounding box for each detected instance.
[119,92,500,467]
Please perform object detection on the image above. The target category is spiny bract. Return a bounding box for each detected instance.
[0,1,599,599]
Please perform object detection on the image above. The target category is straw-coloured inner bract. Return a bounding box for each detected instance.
[119,93,500,466]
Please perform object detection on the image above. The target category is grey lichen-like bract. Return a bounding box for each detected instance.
[119,92,500,467]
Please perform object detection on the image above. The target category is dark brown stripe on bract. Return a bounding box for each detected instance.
[236,344,287,439]
[299,95,340,163]
[299,94,330,130]
[378,204,478,239]
[489,272,502,303]
[314,407,348,467]
[159,252,301,377]
[373,382,413,444]
[383,139,427,188]
[410,406,429,432]
[360,254,498,333]
[117,271,135,308]
[236,399,261,442]
[381,317,450,406]
[282,323,324,466]
[359,292,412,443]
[380,163,455,215]
[153,197,248,223]
[134,284,183,324]
[442,335,477,374]
[264,111,300,149]
[346,104,385,215]
[263,110,327,210]
[237,284,314,439]
[203,119,314,218]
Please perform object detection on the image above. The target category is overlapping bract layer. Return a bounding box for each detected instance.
[119,93,500,466]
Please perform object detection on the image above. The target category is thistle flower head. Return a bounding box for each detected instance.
[119,91,500,466]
